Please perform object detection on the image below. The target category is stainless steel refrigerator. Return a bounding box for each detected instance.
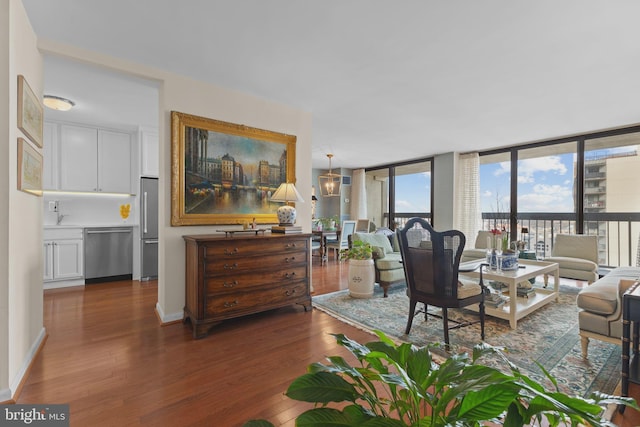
[140,177,158,280]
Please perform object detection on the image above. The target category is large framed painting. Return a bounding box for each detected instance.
[17,75,44,148]
[17,138,43,196]
[171,111,297,226]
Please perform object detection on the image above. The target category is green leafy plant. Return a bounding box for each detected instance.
[319,216,339,230]
[244,330,636,427]
[341,240,373,261]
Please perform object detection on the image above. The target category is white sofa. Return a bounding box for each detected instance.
[461,231,494,263]
[577,266,640,358]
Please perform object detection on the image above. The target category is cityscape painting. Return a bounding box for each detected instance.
[171,111,296,226]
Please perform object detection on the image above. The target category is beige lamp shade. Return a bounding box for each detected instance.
[271,183,304,226]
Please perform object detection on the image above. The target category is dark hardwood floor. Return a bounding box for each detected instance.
[15,255,640,426]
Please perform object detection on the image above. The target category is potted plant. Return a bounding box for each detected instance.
[342,240,375,298]
[244,331,636,427]
[318,216,339,231]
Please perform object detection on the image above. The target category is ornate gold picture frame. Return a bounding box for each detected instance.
[171,111,296,226]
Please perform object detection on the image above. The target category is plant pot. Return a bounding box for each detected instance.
[348,259,375,298]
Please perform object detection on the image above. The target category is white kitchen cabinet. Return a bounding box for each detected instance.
[42,122,59,190]
[140,128,159,177]
[59,124,132,193]
[99,130,133,193]
[43,228,84,283]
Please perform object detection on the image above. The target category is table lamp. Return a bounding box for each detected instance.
[271,183,304,226]
[521,227,529,249]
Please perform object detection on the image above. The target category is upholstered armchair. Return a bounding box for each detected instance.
[544,234,599,285]
[352,232,404,297]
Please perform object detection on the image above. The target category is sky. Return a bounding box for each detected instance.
[480,154,575,213]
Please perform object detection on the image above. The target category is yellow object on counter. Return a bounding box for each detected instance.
[120,203,131,219]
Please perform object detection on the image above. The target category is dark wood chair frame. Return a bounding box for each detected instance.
[397,217,488,345]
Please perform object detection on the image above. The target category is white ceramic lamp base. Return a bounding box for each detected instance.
[277,205,297,226]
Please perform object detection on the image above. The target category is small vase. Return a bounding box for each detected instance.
[486,249,498,270]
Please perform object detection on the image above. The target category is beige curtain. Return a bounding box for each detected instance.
[350,169,367,221]
[455,153,481,242]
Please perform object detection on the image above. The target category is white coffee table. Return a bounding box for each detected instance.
[460,259,559,329]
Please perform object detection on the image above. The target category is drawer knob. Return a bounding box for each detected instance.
[223,263,238,270]
[285,289,297,297]
[223,280,238,288]
[224,299,239,308]
[284,256,296,263]
[224,248,239,255]
[284,272,297,279]
[285,243,297,249]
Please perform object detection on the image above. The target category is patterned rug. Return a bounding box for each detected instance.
[312,282,621,398]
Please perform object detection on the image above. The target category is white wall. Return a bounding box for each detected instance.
[42,193,137,227]
[0,0,10,400]
[159,76,313,319]
[36,41,313,323]
[433,152,456,230]
[1,0,45,401]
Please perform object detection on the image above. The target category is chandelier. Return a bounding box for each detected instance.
[318,154,341,197]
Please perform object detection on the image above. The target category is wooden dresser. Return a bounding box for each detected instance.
[183,233,312,338]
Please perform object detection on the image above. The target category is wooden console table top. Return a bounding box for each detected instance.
[215,229,267,237]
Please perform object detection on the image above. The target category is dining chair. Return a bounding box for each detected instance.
[327,220,357,260]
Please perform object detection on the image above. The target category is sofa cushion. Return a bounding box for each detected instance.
[474,231,494,249]
[462,248,487,261]
[551,234,598,262]
[371,246,386,259]
[577,276,619,315]
[376,252,403,270]
[544,256,597,272]
[354,232,394,254]
[379,268,405,283]
[605,267,640,280]
[458,278,482,299]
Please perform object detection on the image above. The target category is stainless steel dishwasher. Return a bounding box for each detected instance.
[84,227,133,283]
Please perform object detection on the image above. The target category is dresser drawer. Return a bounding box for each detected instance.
[205,281,309,317]
[183,233,312,339]
[205,266,308,293]
[205,250,307,274]
[204,237,309,258]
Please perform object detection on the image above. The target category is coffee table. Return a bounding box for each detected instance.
[460,259,559,329]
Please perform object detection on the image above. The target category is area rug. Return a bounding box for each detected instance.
[312,282,621,398]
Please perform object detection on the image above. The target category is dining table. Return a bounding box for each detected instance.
[312,229,338,264]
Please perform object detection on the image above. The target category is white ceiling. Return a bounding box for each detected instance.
[22,1,640,169]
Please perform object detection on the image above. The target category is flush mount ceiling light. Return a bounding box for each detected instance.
[43,95,75,111]
[318,153,342,197]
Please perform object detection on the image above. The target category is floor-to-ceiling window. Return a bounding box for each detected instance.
[516,142,577,258]
[365,158,433,230]
[477,124,640,268]
[584,131,640,266]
